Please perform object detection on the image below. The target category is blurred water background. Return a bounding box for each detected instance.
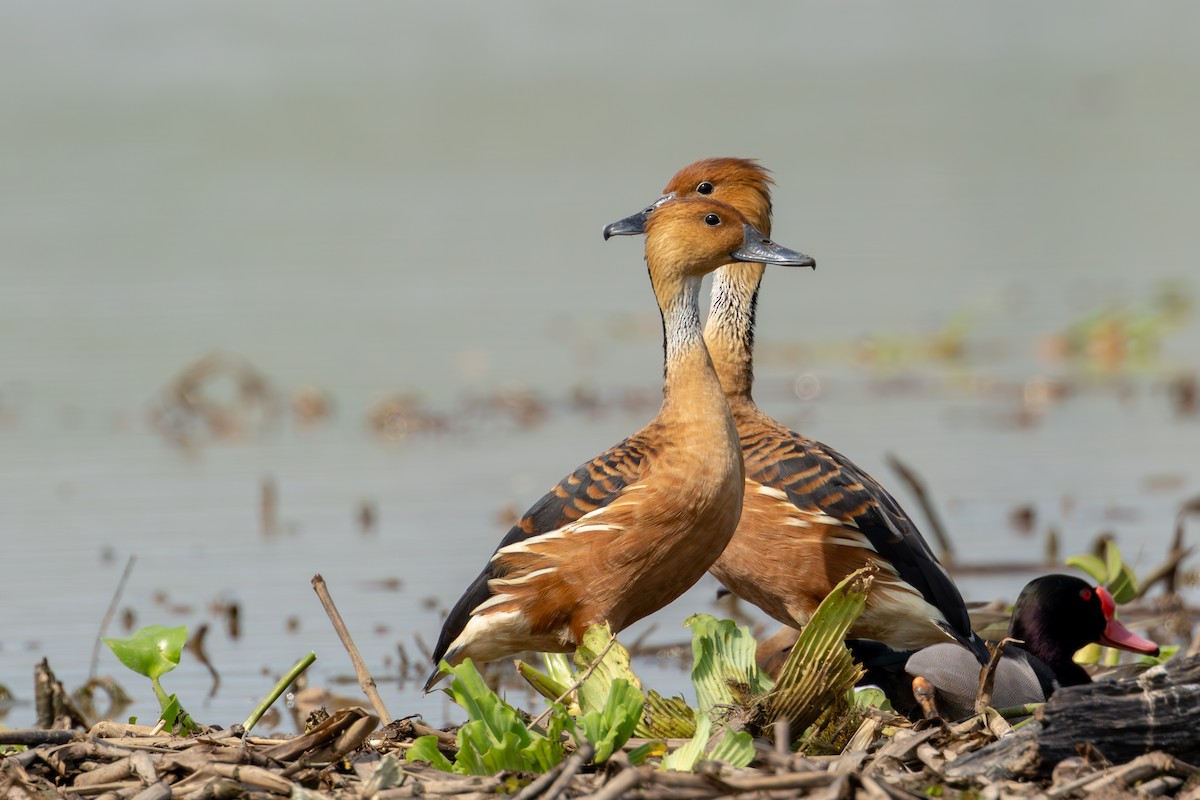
[2,2,1199,730]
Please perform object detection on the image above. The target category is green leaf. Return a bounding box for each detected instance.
[540,652,575,692]
[707,729,755,768]
[1138,644,1178,666]
[572,624,642,717]
[1074,642,1101,665]
[1107,564,1138,604]
[1104,540,1123,582]
[686,614,773,717]
[577,678,643,763]
[157,693,200,735]
[849,687,892,712]
[524,707,571,773]
[573,624,695,739]
[657,709,753,771]
[661,711,710,772]
[405,735,454,771]
[640,690,696,739]
[1064,554,1107,584]
[765,566,873,736]
[1103,541,1139,603]
[103,625,187,681]
[516,659,572,707]
[440,659,565,775]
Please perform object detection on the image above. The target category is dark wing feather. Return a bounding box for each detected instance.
[428,432,657,667]
[745,427,989,664]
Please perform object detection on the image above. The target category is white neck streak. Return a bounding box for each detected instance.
[703,264,762,404]
[662,275,705,367]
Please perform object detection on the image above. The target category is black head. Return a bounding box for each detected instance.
[1008,574,1158,685]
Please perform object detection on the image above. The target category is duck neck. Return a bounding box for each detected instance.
[703,263,764,413]
[1010,616,1093,687]
[656,273,726,419]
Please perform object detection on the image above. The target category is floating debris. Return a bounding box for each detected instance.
[148,352,281,447]
[367,392,451,440]
[357,500,377,535]
[291,384,335,426]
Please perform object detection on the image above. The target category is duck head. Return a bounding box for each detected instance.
[1009,574,1159,683]
[604,157,774,240]
[627,197,813,280]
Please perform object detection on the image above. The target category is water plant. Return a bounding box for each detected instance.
[102,625,199,734]
[403,659,574,775]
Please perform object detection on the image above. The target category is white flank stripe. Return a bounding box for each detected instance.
[491,567,556,588]
[492,530,567,560]
[572,523,621,534]
[757,485,788,501]
[471,592,516,614]
[825,535,878,551]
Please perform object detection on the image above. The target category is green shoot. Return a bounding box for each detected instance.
[103,625,200,734]
[242,652,317,735]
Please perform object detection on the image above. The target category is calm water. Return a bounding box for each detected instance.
[2,2,1199,729]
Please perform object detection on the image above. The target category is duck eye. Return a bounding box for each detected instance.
[704,213,720,226]
[696,181,714,195]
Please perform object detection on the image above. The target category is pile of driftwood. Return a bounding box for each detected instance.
[3,655,1200,799]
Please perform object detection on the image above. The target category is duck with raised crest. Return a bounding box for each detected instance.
[424,197,815,691]
[605,158,988,664]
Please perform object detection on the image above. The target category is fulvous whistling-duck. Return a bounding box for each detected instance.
[604,158,989,663]
[424,197,816,691]
[850,574,1160,720]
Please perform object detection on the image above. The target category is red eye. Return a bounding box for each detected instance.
[1080,588,1093,602]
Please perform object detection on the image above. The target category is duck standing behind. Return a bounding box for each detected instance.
[424,197,815,690]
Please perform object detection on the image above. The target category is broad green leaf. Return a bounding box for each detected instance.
[577,678,643,763]
[1104,540,1123,580]
[438,659,565,775]
[1064,554,1107,584]
[540,653,575,691]
[658,710,755,771]
[764,566,873,736]
[524,707,571,773]
[1074,642,1101,665]
[103,625,187,681]
[640,690,696,738]
[660,711,710,772]
[850,687,891,711]
[707,729,755,768]
[1107,564,1138,604]
[686,615,773,717]
[405,735,454,771]
[572,625,642,716]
